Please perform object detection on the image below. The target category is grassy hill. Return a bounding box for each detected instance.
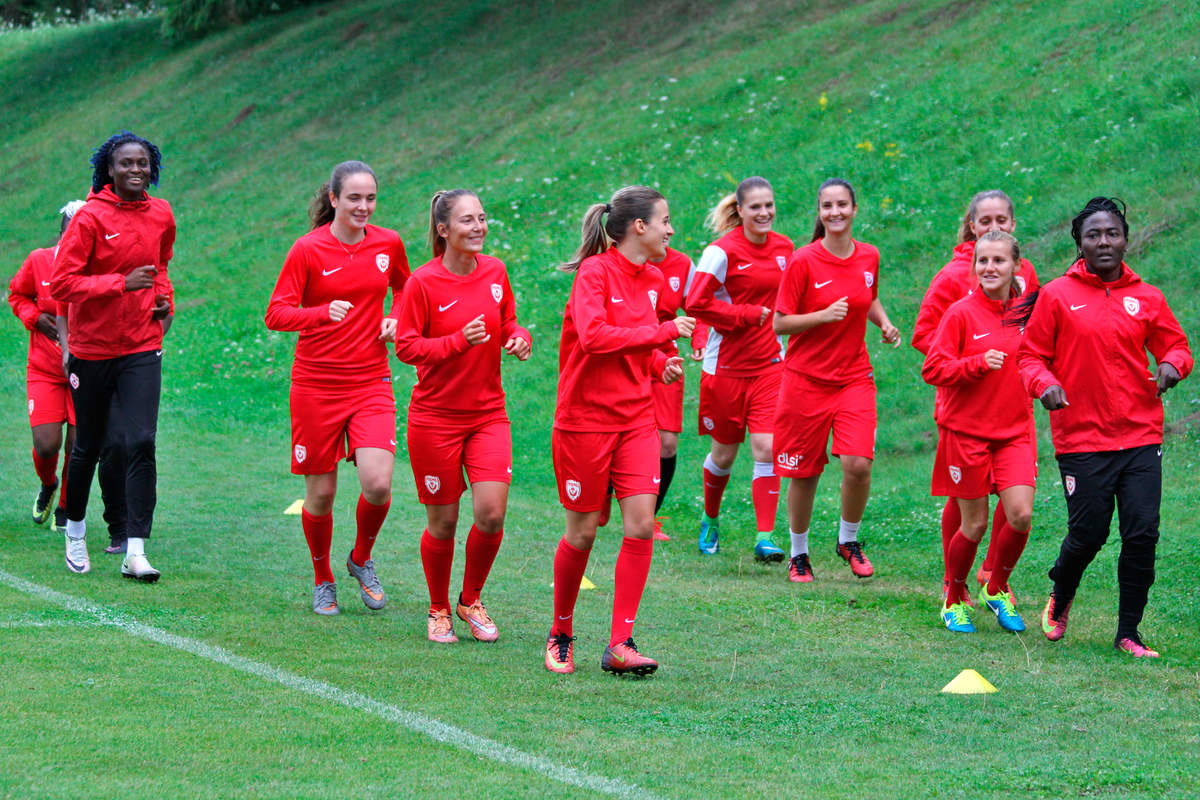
[2,1,1198,798]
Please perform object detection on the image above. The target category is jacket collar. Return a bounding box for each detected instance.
[1065,258,1140,289]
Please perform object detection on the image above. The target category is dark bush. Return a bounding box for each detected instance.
[161,0,320,38]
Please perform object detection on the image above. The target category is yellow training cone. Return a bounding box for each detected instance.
[579,575,597,590]
[941,669,998,694]
[283,499,304,515]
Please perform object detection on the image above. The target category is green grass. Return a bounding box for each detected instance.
[2,1,1199,797]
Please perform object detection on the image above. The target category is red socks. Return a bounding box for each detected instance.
[351,494,389,566]
[703,467,731,519]
[420,529,455,614]
[551,537,591,637]
[32,448,58,486]
[980,503,1006,573]
[751,473,780,532]
[940,498,960,566]
[944,530,980,604]
[987,517,1030,595]
[461,524,503,606]
[610,536,653,647]
[301,508,334,585]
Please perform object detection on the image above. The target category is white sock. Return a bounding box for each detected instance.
[838,518,860,545]
[66,519,86,540]
[126,537,145,557]
[790,529,809,558]
[752,460,774,479]
[703,453,732,477]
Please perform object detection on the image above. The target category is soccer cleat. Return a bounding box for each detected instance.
[975,566,991,588]
[105,538,127,555]
[941,600,976,633]
[32,479,58,525]
[652,517,670,541]
[545,631,575,674]
[979,585,1026,632]
[788,553,814,583]
[1040,593,1071,641]
[54,507,67,534]
[1114,634,1160,658]
[346,553,387,610]
[601,638,659,676]
[456,597,499,642]
[698,517,720,555]
[754,538,785,563]
[836,540,874,578]
[120,553,160,583]
[64,534,90,574]
[427,609,459,643]
[311,581,339,615]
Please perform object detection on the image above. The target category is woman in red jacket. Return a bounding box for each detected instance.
[922,231,1035,633]
[1017,197,1192,657]
[772,179,900,583]
[546,186,695,676]
[265,161,410,616]
[685,177,793,561]
[394,189,530,644]
[51,132,176,582]
[912,190,1039,597]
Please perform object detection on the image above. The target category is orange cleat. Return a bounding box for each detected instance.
[545,631,575,674]
[427,609,458,644]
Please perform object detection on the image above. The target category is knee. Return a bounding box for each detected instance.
[32,440,60,459]
[960,520,987,542]
[360,477,392,505]
[842,457,872,485]
[1006,508,1033,533]
[474,505,506,534]
[709,451,736,471]
[124,435,155,461]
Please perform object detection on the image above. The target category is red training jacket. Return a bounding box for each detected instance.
[649,246,707,373]
[9,247,66,381]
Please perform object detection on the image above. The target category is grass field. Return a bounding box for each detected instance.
[2,1,1199,797]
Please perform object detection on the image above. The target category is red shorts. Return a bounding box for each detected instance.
[289,379,396,474]
[552,426,659,512]
[697,364,782,443]
[407,416,512,505]
[931,427,1037,497]
[28,375,74,427]
[772,371,876,479]
[651,374,684,433]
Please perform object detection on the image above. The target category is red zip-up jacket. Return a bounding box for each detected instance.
[1017,260,1192,454]
[50,185,175,360]
[649,246,707,372]
[9,246,66,381]
[555,247,675,432]
[921,289,1032,440]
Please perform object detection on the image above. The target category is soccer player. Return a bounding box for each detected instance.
[772,178,901,583]
[546,186,695,676]
[393,190,531,644]
[1017,197,1192,657]
[684,177,793,561]
[912,190,1039,597]
[922,231,1036,633]
[50,131,176,581]
[265,161,409,615]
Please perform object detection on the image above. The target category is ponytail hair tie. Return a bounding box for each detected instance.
[604,204,612,214]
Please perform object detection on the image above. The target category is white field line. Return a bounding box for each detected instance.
[0,568,662,800]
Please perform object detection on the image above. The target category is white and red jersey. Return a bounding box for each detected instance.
[393,253,529,427]
[50,185,175,360]
[1017,260,1193,455]
[775,239,879,384]
[555,247,676,432]
[685,226,793,377]
[921,289,1032,441]
[911,241,1039,355]
[265,223,409,384]
[649,247,707,369]
[9,246,65,382]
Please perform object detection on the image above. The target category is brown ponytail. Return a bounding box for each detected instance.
[428,189,478,257]
[559,186,665,272]
[308,160,377,230]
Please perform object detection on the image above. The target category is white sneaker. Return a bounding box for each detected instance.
[121,553,160,583]
[65,535,90,574]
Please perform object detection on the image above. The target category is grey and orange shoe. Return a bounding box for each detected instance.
[346,553,386,611]
[312,581,339,616]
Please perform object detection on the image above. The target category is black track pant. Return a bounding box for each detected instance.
[65,350,161,540]
[1050,444,1161,639]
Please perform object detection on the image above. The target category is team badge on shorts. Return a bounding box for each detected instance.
[424,475,441,494]
[776,256,787,269]
[28,399,34,415]
[1064,475,1076,496]
[702,416,714,431]
[1123,297,1140,317]
[949,465,962,485]
[376,254,389,272]
[294,444,307,464]
[648,290,658,307]
[669,276,680,292]
[491,283,503,303]
[69,373,79,389]
[864,272,874,288]
[565,479,581,502]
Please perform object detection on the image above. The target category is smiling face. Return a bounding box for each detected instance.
[108,142,151,201]
[974,238,1017,300]
[1078,210,1127,280]
[818,184,856,236]
[439,194,488,256]
[738,187,776,241]
[330,172,378,233]
[637,199,673,262]
[969,196,1016,239]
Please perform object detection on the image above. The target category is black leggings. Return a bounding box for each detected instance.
[66,350,161,539]
[1050,444,1161,638]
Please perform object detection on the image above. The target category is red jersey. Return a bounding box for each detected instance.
[775,239,879,384]
[1017,260,1192,455]
[265,223,409,384]
[393,254,529,426]
[685,227,792,378]
[649,246,707,363]
[921,289,1032,440]
[9,246,65,381]
[911,240,1039,355]
[50,186,175,360]
[555,247,676,432]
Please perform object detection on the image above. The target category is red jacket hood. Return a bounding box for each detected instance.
[1064,258,1140,289]
[89,184,152,209]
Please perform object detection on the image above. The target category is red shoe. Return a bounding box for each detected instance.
[601,638,658,676]
[1115,634,1160,658]
[836,541,874,578]
[1040,593,1071,641]
[788,553,814,583]
[545,631,575,674]
[975,566,991,588]
[652,517,670,542]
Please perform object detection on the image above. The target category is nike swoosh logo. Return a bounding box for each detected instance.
[105,233,120,240]
[815,280,833,288]
[652,477,661,484]
[389,439,397,446]
[623,618,636,624]
[438,301,458,312]
[973,333,989,340]
[735,263,752,270]
[610,297,624,303]
[322,267,342,276]
[41,280,52,286]
[558,615,572,621]
[612,654,626,663]
[155,350,163,357]
[506,467,513,474]
[1070,304,1086,311]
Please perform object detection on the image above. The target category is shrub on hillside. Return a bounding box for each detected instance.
[162,0,318,37]
[1,0,153,27]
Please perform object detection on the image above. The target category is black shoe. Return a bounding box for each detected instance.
[32,479,59,525]
[53,506,67,533]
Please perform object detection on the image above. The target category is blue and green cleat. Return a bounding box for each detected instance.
[698,516,720,555]
[979,585,1026,632]
[753,537,785,563]
[941,601,975,633]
